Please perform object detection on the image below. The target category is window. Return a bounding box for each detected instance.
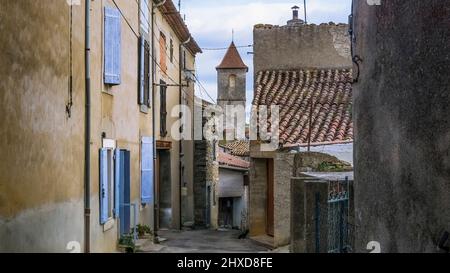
[140,0,150,35]
[99,146,121,224]
[104,7,121,85]
[229,74,236,89]
[169,38,174,63]
[159,32,167,73]
[160,80,168,137]
[139,36,151,108]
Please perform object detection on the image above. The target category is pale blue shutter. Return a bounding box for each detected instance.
[138,36,145,105]
[114,149,121,218]
[141,137,154,204]
[99,149,109,224]
[104,7,121,85]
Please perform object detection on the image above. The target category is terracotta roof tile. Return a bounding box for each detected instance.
[218,151,250,169]
[253,69,353,146]
[221,140,250,157]
[216,42,248,71]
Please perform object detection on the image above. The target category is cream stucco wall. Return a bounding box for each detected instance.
[153,6,197,229]
[1,0,155,252]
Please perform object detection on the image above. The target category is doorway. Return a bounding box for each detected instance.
[218,197,234,228]
[266,159,274,236]
[157,150,172,229]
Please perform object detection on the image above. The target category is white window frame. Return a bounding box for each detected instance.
[102,139,117,230]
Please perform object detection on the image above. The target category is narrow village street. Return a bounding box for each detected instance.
[139,230,278,253]
[1,0,449,259]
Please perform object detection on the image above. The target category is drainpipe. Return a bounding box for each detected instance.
[151,0,166,244]
[84,0,91,253]
[179,36,191,229]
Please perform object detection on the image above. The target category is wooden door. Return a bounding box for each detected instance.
[266,159,275,236]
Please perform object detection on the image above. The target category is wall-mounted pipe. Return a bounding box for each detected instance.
[84,0,92,253]
[178,36,191,229]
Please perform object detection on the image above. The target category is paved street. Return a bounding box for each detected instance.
[140,229,271,253]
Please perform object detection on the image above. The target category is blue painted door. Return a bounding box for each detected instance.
[119,150,131,236]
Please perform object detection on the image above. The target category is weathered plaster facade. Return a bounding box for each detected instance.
[152,1,198,230]
[353,0,450,253]
[1,0,86,253]
[0,0,199,252]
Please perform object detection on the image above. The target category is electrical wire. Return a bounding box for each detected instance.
[201,45,253,51]
[113,0,214,106]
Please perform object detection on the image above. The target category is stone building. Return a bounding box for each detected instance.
[217,151,250,231]
[249,7,353,248]
[352,0,450,253]
[216,42,248,139]
[0,0,201,252]
[193,98,219,229]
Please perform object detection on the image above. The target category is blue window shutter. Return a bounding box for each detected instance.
[114,149,121,218]
[104,7,121,85]
[141,137,154,204]
[99,149,109,224]
[138,36,145,105]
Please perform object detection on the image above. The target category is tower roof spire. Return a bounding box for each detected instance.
[216,41,249,71]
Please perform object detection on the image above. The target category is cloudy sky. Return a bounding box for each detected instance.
[181,0,352,107]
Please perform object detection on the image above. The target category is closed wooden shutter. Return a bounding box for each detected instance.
[104,7,121,85]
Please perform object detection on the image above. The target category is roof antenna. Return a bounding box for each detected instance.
[232,29,235,43]
[304,0,308,24]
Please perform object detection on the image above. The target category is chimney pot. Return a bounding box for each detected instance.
[292,5,300,20]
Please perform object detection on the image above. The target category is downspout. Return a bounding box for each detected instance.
[84,0,91,253]
[151,0,166,243]
[179,36,191,229]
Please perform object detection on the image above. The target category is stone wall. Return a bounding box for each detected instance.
[249,158,269,237]
[193,139,219,228]
[254,23,352,73]
[353,0,450,253]
[273,152,295,247]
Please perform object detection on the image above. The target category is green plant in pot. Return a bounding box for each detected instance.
[119,234,136,253]
[134,224,153,239]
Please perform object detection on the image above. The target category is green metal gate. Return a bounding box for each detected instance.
[315,177,353,253]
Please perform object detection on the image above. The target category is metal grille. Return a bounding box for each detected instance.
[315,178,354,253]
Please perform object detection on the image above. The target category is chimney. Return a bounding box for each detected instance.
[287,5,304,26]
[292,5,299,20]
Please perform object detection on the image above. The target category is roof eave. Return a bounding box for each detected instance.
[158,0,202,55]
